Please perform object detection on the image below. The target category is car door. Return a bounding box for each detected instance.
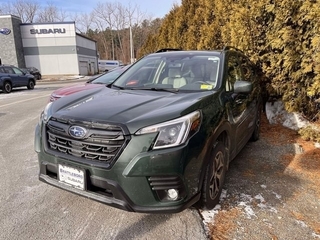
[12,67,28,87]
[225,52,253,152]
[3,67,20,87]
[238,54,261,139]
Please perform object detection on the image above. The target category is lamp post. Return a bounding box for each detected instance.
[129,25,134,64]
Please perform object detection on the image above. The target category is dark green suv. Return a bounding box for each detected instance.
[34,47,262,213]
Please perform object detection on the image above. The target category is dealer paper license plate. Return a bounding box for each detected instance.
[58,164,85,190]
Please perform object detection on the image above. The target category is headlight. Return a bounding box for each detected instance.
[136,111,201,149]
[40,102,53,124]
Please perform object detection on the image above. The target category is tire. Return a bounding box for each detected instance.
[200,141,227,210]
[251,105,262,141]
[2,81,12,93]
[27,80,35,90]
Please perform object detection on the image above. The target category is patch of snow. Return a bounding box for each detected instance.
[315,142,320,149]
[240,193,253,202]
[312,232,320,239]
[265,101,309,131]
[260,184,267,189]
[201,204,221,224]
[220,189,227,201]
[200,189,228,224]
[238,193,256,218]
[269,207,278,213]
[272,191,282,200]
[257,203,268,209]
[294,143,304,154]
[254,194,265,203]
[0,91,25,100]
[296,220,308,228]
[237,192,279,217]
[238,202,256,219]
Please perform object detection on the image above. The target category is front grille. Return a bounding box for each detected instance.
[46,118,128,166]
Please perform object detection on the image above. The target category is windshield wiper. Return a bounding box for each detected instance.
[111,84,125,90]
[126,87,179,93]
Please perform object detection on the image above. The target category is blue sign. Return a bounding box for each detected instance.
[0,28,11,35]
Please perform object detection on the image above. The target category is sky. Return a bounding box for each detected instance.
[0,0,181,19]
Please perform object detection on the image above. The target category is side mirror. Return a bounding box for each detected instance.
[234,81,252,94]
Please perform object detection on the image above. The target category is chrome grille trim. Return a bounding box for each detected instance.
[46,118,127,164]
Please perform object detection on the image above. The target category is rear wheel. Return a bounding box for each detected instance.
[27,80,35,90]
[2,81,12,93]
[200,141,227,210]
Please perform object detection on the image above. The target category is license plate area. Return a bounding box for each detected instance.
[58,164,85,190]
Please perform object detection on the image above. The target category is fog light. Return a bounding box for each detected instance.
[167,189,179,201]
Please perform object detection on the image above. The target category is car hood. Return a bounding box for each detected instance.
[51,87,216,134]
[52,83,103,97]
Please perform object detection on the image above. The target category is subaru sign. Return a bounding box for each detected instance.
[30,28,66,34]
[0,28,11,35]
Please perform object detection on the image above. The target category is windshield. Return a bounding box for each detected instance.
[112,52,220,92]
[91,66,129,84]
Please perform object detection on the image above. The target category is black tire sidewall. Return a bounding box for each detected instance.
[3,82,12,93]
[201,141,227,210]
[28,80,35,89]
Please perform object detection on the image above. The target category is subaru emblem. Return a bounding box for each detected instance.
[68,126,87,139]
[0,28,11,35]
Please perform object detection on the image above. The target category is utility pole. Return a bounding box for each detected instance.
[129,25,134,64]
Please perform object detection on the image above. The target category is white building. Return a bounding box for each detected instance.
[0,15,98,76]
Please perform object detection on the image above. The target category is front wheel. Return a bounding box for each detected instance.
[200,141,227,210]
[2,81,12,93]
[27,80,35,90]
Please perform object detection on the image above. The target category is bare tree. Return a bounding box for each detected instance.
[125,3,149,62]
[113,2,129,61]
[93,2,117,59]
[92,1,149,62]
[36,3,69,22]
[1,0,39,23]
[72,12,95,34]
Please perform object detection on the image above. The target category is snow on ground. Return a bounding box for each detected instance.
[265,100,310,131]
[201,189,228,225]
[201,186,282,230]
[0,91,25,100]
[265,100,320,149]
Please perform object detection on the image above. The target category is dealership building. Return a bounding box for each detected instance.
[0,15,98,76]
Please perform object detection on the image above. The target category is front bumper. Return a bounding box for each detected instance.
[39,165,200,213]
[38,148,201,213]
[35,120,205,213]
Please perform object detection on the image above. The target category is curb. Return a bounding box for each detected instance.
[36,76,90,85]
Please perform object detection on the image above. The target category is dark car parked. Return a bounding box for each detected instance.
[21,67,42,80]
[0,65,36,93]
[35,47,262,213]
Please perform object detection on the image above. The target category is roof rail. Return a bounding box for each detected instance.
[155,48,182,53]
[223,46,243,53]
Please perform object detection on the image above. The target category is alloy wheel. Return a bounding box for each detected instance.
[209,151,225,200]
